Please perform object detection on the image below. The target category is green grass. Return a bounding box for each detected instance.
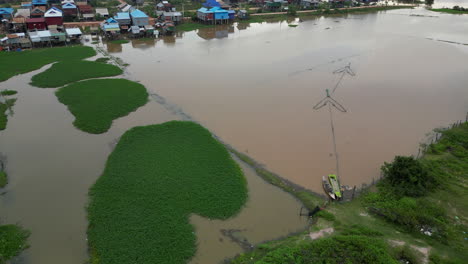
[176,22,216,32]
[0,46,96,82]
[0,98,16,131]
[87,121,248,264]
[431,8,468,14]
[0,224,30,264]
[31,60,123,88]
[0,171,7,188]
[109,39,129,44]
[0,90,17,96]
[55,79,148,134]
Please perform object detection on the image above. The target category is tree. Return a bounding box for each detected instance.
[425,0,434,5]
[380,156,434,197]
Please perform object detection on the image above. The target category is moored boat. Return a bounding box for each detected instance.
[328,174,342,199]
[322,176,336,200]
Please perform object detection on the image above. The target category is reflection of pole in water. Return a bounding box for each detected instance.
[313,87,347,184]
[332,62,355,94]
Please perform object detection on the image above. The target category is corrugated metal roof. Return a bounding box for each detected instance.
[0,8,14,14]
[62,3,77,9]
[32,0,47,5]
[103,24,120,30]
[96,8,109,16]
[26,17,46,23]
[130,9,148,18]
[65,27,82,35]
[115,12,130,19]
[45,7,63,17]
[38,30,52,37]
[198,7,213,13]
[15,8,31,17]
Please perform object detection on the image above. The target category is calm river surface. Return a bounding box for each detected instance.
[0,6,467,264]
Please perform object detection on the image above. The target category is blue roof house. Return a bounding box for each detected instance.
[32,0,48,6]
[0,8,14,20]
[211,7,228,20]
[202,0,221,8]
[130,9,149,27]
[115,12,131,26]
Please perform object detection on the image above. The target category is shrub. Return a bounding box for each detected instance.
[380,156,435,197]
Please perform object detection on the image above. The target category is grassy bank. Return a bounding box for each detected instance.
[0,98,16,131]
[244,5,413,23]
[55,79,148,134]
[87,121,248,264]
[0,224,30,264]
[230,122,468,263]
[0,46,96,82]
[31,61,123,88]
[430,8,468,15]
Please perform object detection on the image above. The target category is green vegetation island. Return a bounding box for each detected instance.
[31,60,123,88]
[87,121,248,264]
[56,79,148,134]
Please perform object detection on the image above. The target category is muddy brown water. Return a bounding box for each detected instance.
[107,7,468,192]
[1,6,468,264]
[0,63,307,263]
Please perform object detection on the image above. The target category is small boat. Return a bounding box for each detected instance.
[328,174,342,199]
[322,176,336,200]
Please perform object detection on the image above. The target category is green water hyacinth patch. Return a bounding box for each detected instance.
[87,121,248,264]
[0,46,96,82]
[31,60,123,88]
[55,79,148,134]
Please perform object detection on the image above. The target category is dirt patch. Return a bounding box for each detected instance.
[309,227,334,240]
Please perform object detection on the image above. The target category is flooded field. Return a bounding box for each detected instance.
[0,61,306,263]
[106,7,468,192]
[1,5,467,264]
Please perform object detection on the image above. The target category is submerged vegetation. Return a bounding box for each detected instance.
[231,122,468,263]
[0,98,16,131]
[55,79,148,134]
[176,22,216,32]
[0,46,96,82]
[0,90,17,96]
[87,121,248,264]
[0,224,30,264]
[0,171,6,188]
[31,60,123,88]
[109,39,129,44]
